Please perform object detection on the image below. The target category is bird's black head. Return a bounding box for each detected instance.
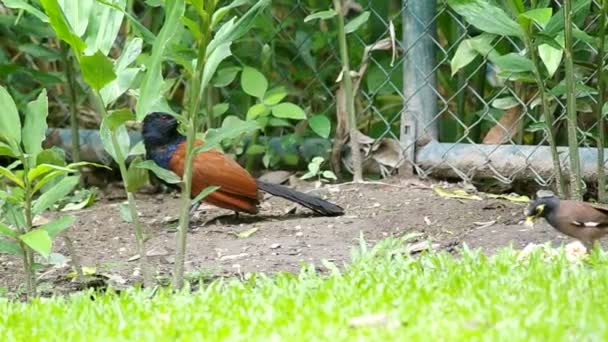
[525,195,560,223]
[142,112,181,149]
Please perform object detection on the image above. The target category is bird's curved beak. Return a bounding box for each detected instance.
[524,216,536,228]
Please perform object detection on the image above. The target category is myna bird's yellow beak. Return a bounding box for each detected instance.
[524,216,536,228]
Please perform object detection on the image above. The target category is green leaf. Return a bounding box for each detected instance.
[447,0,522,37]
[247,104,270,120]
[450,34,497,76]
[0,167,24,188]
[101,38,143,106]
[519,8,552,29]
[57,0,93,36]
[0,85,22,146]
[211,0,249,28]
[212,103,230,118]
[304,9,337,22]
[246,144,266,155]
[196,116,260,154]
[3,0,49,22]
[27,163,73,183]
[39,0,87,53]
[32,176,79,215]
[105,109,136,130]
[272,102,306,120]
[0,222,17,238]
[135,160,181,184]
[241,66,268,99]
[344,11,370,34]
[19,229,52,258]
[83,0,126,55]
[493,53,534,73]
[80,50,117,91]
[544,0,591,36]
[263,87,287,106]
[96,0,156,44]
[491,97,519,110]
[200,42,233,97]
[129,141,146,157]
[322,170,337,180]
[36,148,66,167]
[308,115,331,138]
[268,118,292,127]
[118,202,132,223]
[135,0,185,120]
[100,112,132,163]
[0,142,16,158]
[212,66,241,87]
[126,157,150,192]
[39,215,75,238]
[538,44,563,78]
[191,186,220,207]
[22,89,48,163]
[0,240,23,256]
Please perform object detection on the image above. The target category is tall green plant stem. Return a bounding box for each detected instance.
[523,33,566,197]
[173,0,215,289]
[597,0,608,202]
[333,0,363,182]
[22,163,35,297]
[95,91,152,286]
[564,0,583,199]
[61,44,81,166]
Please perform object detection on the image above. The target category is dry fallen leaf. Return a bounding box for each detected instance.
[565,241,587,262]
[237,227,259,239]
[486,193,530,203]
[432,186,482,201]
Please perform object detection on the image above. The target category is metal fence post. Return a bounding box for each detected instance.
[400,0,438,174]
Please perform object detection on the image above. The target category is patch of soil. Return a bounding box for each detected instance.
[0,177,575,295]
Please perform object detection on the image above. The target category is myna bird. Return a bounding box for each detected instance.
[141,112,344,217]
[525,195,608,250]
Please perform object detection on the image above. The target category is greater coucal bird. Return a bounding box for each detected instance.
[142,112,344,216]
[525,195,608,250]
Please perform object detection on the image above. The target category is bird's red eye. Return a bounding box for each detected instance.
[160,115,168,121]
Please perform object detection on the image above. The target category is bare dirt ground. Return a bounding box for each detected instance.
[0,177,574,295]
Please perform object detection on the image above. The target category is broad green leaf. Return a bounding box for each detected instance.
[100,114,131,163]
[105,109,136,130]
[212,66,241,87]
[126,157,150,192]
[212,103,230,118]
[308,115,331,138]
[247,104,270,120]
[200,42,233,97]
[83,0,126,55]
[322,170,337,180]
[80,50,117,91]
[19,229,52,258]
[0,167,24,188]
[0,222,17,238]
[241,66,268,99]
[246,144,266,155]
[344,11,370,34]
[304,9,337,22]
[39,215,75,238]
[22,89,48,163]
[136,0,185,120]
[447,0,522,37]
[211,0,249,28]
[272,102,307,120]
[36,148,66,167]
[33,171,64,193]
[539,44,563,78]
[191,186,220,207]
[0,142,16,158]
[519,8,552,29]
[32,175,79,215]
[40,0,87,53]
[57,0,93,36]
[0,86,22,146]
[450,34,496,75]
[135,160,181,184]
[263,87,287,106]
[100,38,142,106]
[181,16,202,41]
[96,0,156,44]
[268,118,292,127]
[118,202,132,223]
[60,190,96,211]
[0,240,23,256]
[493,53,534,73]
[27,163,73,183]
[3,0,49,22]
[544,0,591,36]
[115,38,143,71]
[492,97,519,110]
[129,141,146,157]
[196,116,260,154]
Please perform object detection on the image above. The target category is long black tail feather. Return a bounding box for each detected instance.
[256,180,344,217]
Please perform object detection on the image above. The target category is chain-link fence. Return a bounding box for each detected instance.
[234,0,607,190]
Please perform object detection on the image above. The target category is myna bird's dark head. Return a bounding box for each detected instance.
[524,195,560,227]
[142,112,181,148]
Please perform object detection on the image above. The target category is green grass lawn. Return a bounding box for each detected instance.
[2,238,608,341]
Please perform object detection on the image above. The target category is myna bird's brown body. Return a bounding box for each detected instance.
[525,196,608,249]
